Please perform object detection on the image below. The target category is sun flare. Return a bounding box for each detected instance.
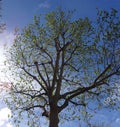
[0,31,14,127]
[0,31,15,82]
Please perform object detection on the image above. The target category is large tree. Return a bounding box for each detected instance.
[5,9,120,127]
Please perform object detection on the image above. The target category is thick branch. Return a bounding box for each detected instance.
[59,64,118,111]
[58,99,68,113]
[54,37,61,51]
[94,64,111,83]
[55,50,65,96]
[51,51,60,90]
[67,72,117,101]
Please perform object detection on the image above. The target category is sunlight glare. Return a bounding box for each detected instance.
[0,31,14,127]
[0,107,12,127]
[0,31,15,82]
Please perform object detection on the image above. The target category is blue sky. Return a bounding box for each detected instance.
[2,0,120,31]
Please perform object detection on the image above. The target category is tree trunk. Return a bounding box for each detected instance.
[49,105,59,127]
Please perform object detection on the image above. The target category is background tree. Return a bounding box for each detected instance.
[0,0,5,33]
[5,8,120,127]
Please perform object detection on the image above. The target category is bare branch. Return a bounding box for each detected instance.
[69,100,86,106]
[94,64,112,83]
[87,90,100,96]
[42,49,54,70]
[42,63,51,87]
[63,77,82,86]
[22,105,44,111]
[65,63,79,72]
[34,62,48,89]
[65,45,78,64]
[25,61,51,67]
[14,90,46,99]
[21,66,47,93]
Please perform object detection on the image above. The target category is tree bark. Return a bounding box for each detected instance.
[49,105,59,127]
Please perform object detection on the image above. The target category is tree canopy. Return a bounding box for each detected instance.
[5,8,120,127]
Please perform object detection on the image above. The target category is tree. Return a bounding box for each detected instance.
[5,8,120,127]
[0,0,5,33]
